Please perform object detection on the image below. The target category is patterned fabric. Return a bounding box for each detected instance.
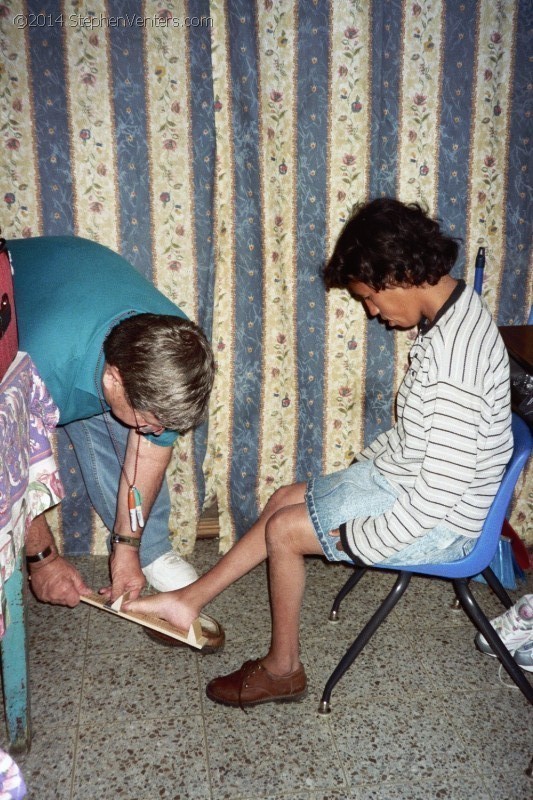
[0,0,530,553]
[0,748,26,800]
[0,353,64,636]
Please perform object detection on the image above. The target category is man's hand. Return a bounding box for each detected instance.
[100,545,146,602]
[29,556,92,607]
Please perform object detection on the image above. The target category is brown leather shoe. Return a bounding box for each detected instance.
[206,659,307,708]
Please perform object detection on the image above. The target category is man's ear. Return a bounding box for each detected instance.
[102,364,124,390]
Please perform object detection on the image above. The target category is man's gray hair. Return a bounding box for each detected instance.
[104,314,215,432]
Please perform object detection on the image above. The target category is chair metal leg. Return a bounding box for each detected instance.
[452,566,512,612]
[480,566,513,609]
[525,754,533,779]
[328,566,367,622]
[453,578,533,704]
[319,571,412,714]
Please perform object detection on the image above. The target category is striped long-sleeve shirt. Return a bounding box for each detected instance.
[340,281,512,565]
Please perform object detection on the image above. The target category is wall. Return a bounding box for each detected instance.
[1,0,531,552]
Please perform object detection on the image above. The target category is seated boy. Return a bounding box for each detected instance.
[125,198,512,706]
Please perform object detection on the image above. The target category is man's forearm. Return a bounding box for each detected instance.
[25,513,56,555]
[113,432,172,536]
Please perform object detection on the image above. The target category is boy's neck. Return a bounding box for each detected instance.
[418,275,458,322]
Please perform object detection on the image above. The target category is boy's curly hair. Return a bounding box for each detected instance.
[323,198,459,291]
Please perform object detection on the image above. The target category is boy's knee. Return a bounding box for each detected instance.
[265,508,289,553]
[265,483,294,514]
[266,504,312,556]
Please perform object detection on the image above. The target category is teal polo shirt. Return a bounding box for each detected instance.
[8,235,185,447]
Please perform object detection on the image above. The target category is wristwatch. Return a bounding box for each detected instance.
[111,533,141,549]
[26,545,54,563]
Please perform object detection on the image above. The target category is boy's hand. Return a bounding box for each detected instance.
[329,528,345,552]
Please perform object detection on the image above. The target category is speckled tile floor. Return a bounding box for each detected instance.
[2,539,532,800]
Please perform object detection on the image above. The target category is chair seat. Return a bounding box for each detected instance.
[370,413,532,580]
[319,412,533,713]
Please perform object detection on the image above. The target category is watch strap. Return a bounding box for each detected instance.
[26,545,54,563]
[111,533,141,549]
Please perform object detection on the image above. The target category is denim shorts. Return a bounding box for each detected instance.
[305,459,476,566]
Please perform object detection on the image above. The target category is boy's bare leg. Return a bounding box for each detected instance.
[204,501,324,706]
[123,481,311,631]
[261,502,324,675]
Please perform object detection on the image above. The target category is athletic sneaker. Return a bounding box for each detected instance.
[512,639,533,672]
[475,594,533,663]
[142,551,199,592]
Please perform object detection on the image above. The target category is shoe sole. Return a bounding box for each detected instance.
[144,627,224,654]
[205,687,308,708]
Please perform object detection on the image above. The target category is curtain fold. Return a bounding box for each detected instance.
[1,0,531,551]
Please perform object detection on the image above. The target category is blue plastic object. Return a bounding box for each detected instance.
[473,535,525,589]
[474,246,485,295]
[366,413,531,581]
[319,413,533,712]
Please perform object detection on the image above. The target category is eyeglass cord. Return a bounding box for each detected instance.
[94,330,144,534]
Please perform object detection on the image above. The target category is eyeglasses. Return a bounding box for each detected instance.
[134,421,165,436]
[130,402,165,436]
[125,387,165,436]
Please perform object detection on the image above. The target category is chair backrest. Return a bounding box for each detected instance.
[382,412,532,579]
[477,412,532,554]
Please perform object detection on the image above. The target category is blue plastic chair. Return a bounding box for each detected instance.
[319,412,533,713]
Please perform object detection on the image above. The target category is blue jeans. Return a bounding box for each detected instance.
[63,413,172,568]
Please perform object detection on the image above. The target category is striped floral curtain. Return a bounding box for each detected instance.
[1,0,531,555]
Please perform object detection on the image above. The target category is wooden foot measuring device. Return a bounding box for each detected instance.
[80,592,208,649]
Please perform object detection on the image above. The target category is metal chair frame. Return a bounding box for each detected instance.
[319,412,533,713]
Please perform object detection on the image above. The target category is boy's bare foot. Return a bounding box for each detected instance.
[123,591,198,632]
